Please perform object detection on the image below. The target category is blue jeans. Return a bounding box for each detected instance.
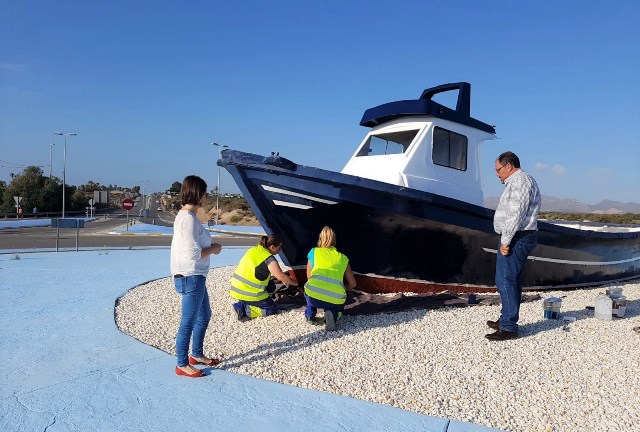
[495,232,537,333]
[304,293,344,320]
[174,275,211,367]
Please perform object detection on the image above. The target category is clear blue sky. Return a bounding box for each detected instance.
[1,1,639,204]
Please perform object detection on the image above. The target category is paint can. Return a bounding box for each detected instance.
[594,293,613,321]
[543,297,562,319]
[610,294,627,318]
[605,287,623,297]
[467,293,478,305]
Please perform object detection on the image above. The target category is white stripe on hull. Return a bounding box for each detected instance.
[482,248,640,266]
[262,185,338,205]
[272,200,313,209]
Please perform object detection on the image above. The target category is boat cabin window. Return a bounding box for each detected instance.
[356,129,419,157]
[432,127,468,171]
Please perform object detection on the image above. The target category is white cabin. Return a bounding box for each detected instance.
[342,115,496,206]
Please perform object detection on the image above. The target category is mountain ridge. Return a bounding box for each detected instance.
[483,196,640,214]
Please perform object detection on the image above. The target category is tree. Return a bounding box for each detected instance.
[71,188,89,211]
[0,180,6,209]
[169,181,182,194]
[78,180,102,192]
[42,178,62,213]
[0,166,54,213]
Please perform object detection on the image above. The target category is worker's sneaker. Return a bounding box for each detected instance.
[325,311,337,331]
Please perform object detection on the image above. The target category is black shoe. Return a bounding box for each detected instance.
[486,320,500,330]
[485,329,518,341]
[234,306,250,322]
[325,311,337,331]
[305,317,324,326]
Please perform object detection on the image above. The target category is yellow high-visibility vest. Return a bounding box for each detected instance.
[304,247,348,305]
[229,245,271,302]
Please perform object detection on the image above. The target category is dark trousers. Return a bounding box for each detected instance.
[304,293,344,320]
[495,231,537,332]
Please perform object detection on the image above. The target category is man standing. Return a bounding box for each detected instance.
[486,151,541,341]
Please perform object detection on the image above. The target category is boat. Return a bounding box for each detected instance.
[219,82,640,293]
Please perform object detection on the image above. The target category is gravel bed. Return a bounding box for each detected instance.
[115,266,640,432]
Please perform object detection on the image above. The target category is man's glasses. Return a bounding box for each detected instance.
[495,164,508,173]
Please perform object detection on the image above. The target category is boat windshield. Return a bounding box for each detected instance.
[356,129,419,157]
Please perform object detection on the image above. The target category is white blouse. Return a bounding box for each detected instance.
[170,210,212,277]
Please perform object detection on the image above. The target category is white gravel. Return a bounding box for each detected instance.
[115,266,640,432]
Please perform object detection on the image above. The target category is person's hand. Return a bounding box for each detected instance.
[500,243,510,256]
[211,243,222,255]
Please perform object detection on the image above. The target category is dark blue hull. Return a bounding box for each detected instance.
[220,150,640,291]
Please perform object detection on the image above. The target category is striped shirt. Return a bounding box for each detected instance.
[493,169,541,246]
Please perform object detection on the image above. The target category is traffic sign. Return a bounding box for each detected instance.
[122,198,135,211]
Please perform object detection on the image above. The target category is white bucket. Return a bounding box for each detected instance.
[594,294,612,321]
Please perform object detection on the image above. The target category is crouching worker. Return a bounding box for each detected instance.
[230,234,299,321]
[304,226,356,331]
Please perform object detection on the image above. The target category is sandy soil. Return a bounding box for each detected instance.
[194,207,260,226]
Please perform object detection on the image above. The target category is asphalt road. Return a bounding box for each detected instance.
[0,210,259,251]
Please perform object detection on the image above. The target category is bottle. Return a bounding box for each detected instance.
[594,293,612,321]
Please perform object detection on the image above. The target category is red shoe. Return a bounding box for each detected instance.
[175,366,204,378]
[189,355,221,366]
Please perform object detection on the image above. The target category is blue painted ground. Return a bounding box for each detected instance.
[0,235,502,431]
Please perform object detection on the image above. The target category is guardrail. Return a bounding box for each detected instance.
[0,211,92,219]
[0,210,122,219]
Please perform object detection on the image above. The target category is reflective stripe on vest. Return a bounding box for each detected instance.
[304,247,348,305]
[229,245,271,302]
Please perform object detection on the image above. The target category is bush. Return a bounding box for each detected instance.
[539,212,640,225]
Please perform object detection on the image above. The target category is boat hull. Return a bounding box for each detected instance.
[221,150,640,292]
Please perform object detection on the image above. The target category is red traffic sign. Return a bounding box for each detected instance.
[122,198,135,211]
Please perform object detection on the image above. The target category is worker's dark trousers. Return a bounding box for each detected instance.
[304,293,344,320]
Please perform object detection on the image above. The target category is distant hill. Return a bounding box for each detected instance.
[484,196,640,214]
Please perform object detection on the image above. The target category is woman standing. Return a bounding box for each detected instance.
[304,226,356,331]
[171,175,222,378]
[229,234,298,320]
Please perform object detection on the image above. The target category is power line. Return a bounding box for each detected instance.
[0,160,45,168]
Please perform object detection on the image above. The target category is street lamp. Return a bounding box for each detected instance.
[49,143,55,179]
[211,142,229,225]
[139,180,150,219]
[54,132,77,218]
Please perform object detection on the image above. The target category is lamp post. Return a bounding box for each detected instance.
[211,142,228,225]
[139,180,150,220]
[54,132,77,218]
[49,143,55,179]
